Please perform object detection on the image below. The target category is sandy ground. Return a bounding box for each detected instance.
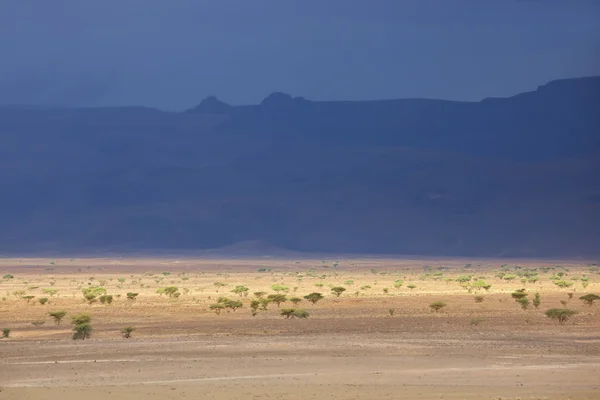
[1,256,599,399]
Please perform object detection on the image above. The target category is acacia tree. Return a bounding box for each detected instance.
[267,294,287,307]
[231,285,249,297]
[579,294,600,306]
[533,293,541,309]
[49,311,67,325]
[330,286,346,297]
[71,314,92,340]
[303,292,324,304]
[545,308,577,324]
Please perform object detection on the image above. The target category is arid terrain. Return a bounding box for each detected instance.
[1,256,599,399]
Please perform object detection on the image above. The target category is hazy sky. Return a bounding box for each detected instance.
[1,0,599,110]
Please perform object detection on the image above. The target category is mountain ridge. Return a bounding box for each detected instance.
[0,76,598,257]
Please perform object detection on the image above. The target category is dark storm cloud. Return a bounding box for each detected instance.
[1,0,599,110]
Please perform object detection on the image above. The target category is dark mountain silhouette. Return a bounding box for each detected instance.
[0,76,598,256]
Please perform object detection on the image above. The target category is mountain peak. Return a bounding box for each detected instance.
[185,96,232,114]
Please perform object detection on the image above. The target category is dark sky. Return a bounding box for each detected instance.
[1,0,599,110]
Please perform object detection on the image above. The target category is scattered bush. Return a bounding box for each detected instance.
[511,289,528,300]
[330,286,346,297]
[474,295,484,303]
[126,292,139,300]
[280,308,309,319]
[99,295,113,305]
[43,288,58,296]
[231,285,249,297]
[253,291,267,298]
[2,328,10,338]
[121,326,135,338]
[429,301,447,312]
[517,297,530,310]
[163,286,179,298]
[2,274,14,279]
[271,284,289,292]
[533,292,541,309]
[267,294,287,307]
[304,292,324,304]
[553,280,574,289]
[49,311,67,325]
[290,297,302,305]
[545,308,577,324]
[388,308,395,317]
[209,303,226,315]
[579,293,600,306]
[71,314,92,340]
[31,320,45,327]
[250,300,260,316]
[38,297,49,305]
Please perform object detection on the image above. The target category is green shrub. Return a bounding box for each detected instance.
[280,308,309,319]
[49,311,67,325]
[271,284,289,292]
[579,293,600,306]
[2,328,10,338]
[407,284,417,290]
[330,286,346,297]
[209,303,226,315]
[253,291,267,298]
[126,292,139,300]
[163,286,179,297]
[290,297,302,305]
[121,326,135,338]
[71,314,92,340]
[2,274,14,279]
[42,288,58,296]
[553,280,573,289]
[31,320,45,327]
[231,285,249,297]
[303,292,324,304]
[267,294,287,307]
[474,295,484,303]
[429,301,447,312]
[511,289,528,300]
[38,297,49,305]
[250,300,260,316]
[516,297,530,310]
[533,292,541,309]
[99,295,113,305]
[545,308,577,324]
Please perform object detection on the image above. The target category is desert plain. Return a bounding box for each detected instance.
[0,256,599,400]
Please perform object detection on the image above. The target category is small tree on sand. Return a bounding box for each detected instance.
[71,314,92,340]
[579,294,600,306]
[290,297,302,305]
[267,294,287,307]
[2,328,10,338]
[533,293,541,309]
[49,311,67,325]
[303,292,324,304]
[330,286,346,297]
[545,308,577,324]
